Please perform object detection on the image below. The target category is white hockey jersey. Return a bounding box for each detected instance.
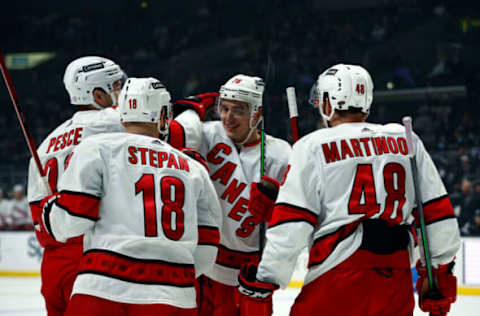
[257,122,461,288]
[0,199,10,227]
[44,133,222,308]
[8,197,30,226]
[27,107,124,247]
[176,110,291,285]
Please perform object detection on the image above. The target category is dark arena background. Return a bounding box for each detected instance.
[0,0,479,314]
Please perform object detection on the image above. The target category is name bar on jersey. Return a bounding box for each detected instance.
[322,136,408,164]
[128,146,190,172]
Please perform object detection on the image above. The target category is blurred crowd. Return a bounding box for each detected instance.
[452,179,480,236]
[1,0,480,235]
[0,184,33,231]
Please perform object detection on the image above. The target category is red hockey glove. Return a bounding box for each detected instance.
[248,176,280,222]
[416,260,457,315]
[237,263,278,316]
[172,92,219,120]
[180,147,209,172]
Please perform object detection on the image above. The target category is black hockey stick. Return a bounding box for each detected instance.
[403,116,443,316]
[259,53,273,254]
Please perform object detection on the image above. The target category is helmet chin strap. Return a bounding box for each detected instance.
[109,91,119,107]
[319,97,335,127]
[91,90,118,110]
[157,109,170,140]
[236,116,262,146]
[158,121,169,140]
[90,102,104,110]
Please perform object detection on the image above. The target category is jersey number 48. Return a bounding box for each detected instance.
[348,163,406,224]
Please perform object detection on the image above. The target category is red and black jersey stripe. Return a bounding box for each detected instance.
[412,195,455,225]
[268,203,318,229]
[56,190,101,221]
[215,244,260,270]
[198,225,220,247]
[78,249,195,287]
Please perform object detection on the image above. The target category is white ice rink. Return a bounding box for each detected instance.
[0,277,478,315]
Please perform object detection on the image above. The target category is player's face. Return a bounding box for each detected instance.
[93,79,123,108]
[13,190,23,200]
[219,99,251,143]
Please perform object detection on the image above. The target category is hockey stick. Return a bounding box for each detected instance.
[403,116,442,316]
[286,87,299,143]
[258,53,273,254]
[0,51,52,195]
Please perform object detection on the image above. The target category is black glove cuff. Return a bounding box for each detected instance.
[257,182,278,201]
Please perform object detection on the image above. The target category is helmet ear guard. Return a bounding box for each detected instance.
[309,64,373,123]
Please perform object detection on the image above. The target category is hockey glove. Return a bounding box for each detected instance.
[180,147,209,172]
[172,92,219,120]
[248,176,280,222]
[40,193,60,237]
[416,260,457,315]
[237,263,278,316]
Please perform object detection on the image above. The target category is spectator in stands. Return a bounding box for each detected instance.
[461,209,480,236]
[458,179,479,234]
[473,180,480,197]
[8,184,33,231]
[0,188,11,230]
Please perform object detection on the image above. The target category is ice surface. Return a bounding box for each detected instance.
[0,277,478,315]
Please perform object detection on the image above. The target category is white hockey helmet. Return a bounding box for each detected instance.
[118,77,172,137]
[309,64,373,121]
[218,74,265,128]
[63,56,125,109]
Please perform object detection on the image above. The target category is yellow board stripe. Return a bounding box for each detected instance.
[287,281,303,288]
[287,281,480,296]
[1,272,479,296]
[458,287,480,296]
[0,271,41,277]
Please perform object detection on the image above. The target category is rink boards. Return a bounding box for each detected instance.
[0,231,479,295]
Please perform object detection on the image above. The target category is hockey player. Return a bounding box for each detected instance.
[9,184,32,230]
[0,188,10,229]
[27,56,126,315]
[41,77,222,315]
[173,74,291,315]
[237,64,460,316]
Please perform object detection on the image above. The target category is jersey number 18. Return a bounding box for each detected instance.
[135,174,185,240]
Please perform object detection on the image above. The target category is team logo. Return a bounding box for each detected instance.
[233,78,242,84]
[27,235,43,262]
[151,82,165,89]
[82,62,104,72]
[325,68,338,76]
